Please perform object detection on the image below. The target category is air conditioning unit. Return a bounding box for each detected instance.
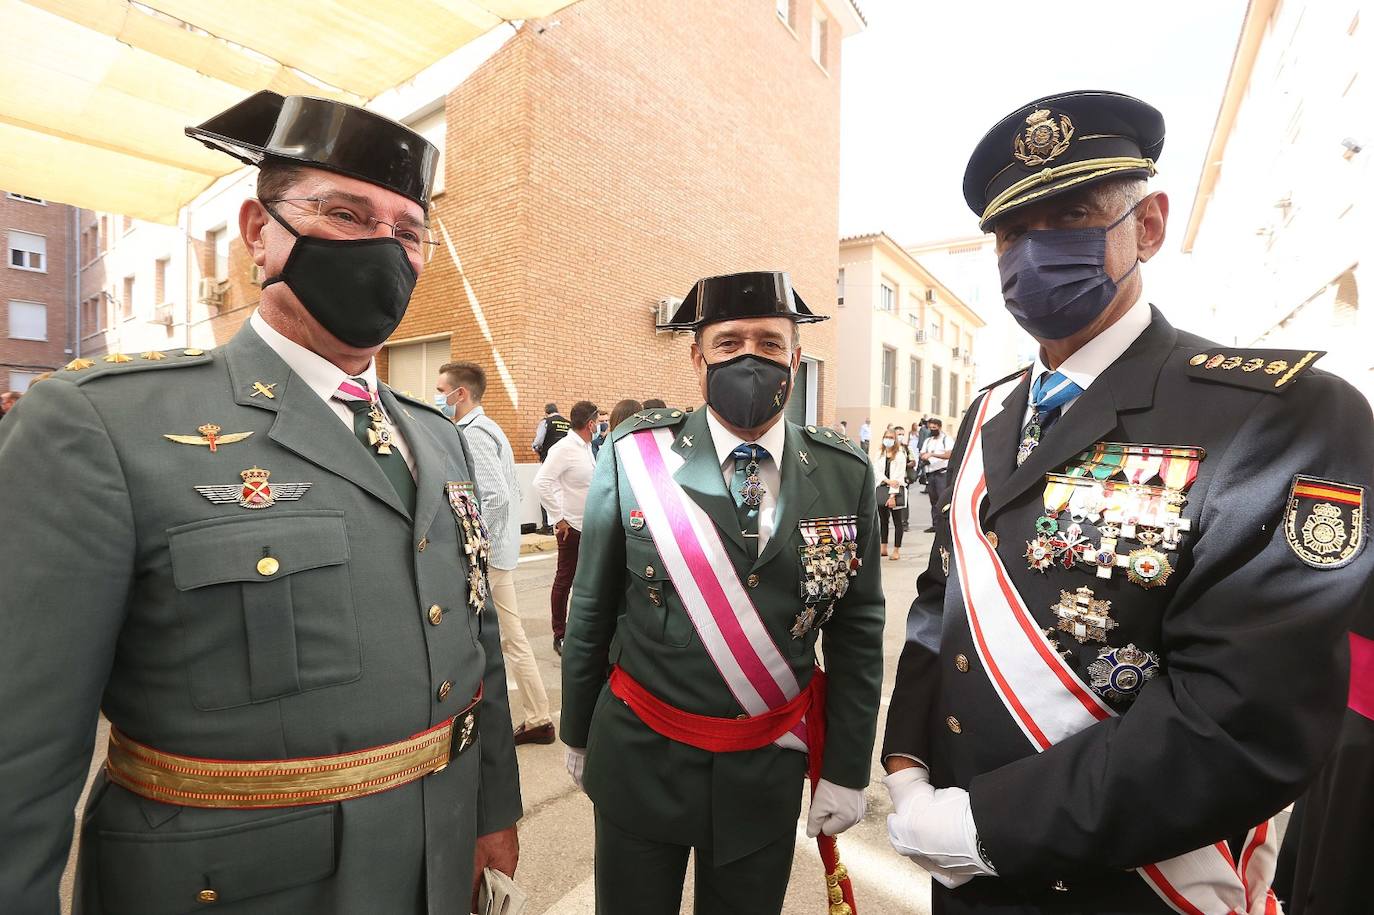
[197,278,226,307]
[951,346,961,357]
[152,303,174,326]
[654,297,684,334]
[925,289,936,303]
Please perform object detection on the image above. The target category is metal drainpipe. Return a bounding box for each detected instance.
[72,206,82,359]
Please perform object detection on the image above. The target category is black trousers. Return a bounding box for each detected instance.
[593,810,795,914]
[878,500,906,548]
[926,469,948,527]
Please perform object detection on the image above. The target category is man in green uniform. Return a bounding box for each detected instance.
[560,271,886,914]
[0,91,522,913]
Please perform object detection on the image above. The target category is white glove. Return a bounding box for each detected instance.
[565,747,587,791]
[806,778,867,837]
[884,766,995,889]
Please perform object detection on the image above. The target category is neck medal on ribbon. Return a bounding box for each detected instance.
[1024,443,1203,590]
[446,481,492,614]
[794,516,861,639]
[739,447,767,507]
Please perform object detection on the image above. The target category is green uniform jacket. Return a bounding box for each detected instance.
[560,407,886,864]
[0,324,522,914]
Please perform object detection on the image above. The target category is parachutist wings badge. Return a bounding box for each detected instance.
[195,467,311,509]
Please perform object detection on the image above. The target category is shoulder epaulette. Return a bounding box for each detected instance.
[611,407,689,440]
[803,424,866,461]
[52,348,213,385]
[980,364,1032,392]
[389,387,445,415]
[1184,347,1324,394]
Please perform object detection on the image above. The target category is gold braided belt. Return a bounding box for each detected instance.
[105,687,481,809]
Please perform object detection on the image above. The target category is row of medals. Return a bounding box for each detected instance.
[1019,450,1202,704]
[444,482,492,616]
[794,523,862,640]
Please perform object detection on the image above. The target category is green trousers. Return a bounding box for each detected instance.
[593,810,797,915]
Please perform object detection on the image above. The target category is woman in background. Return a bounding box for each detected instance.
[875,431,910,560]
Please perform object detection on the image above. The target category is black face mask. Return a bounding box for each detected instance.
[705,353,793,430]
[262,206,417,348]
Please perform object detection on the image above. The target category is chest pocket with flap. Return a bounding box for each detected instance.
[167,511,359,711]
[625,534,693,648]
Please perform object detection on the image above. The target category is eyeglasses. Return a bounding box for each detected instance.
[264,196,440,263]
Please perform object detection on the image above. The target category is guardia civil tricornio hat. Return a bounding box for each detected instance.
[963,90,1165,232]
[186,91,440,209]
[657,271,828,332]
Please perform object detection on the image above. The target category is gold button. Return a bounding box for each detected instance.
[428,604,443,625]
[806,425,817,433]
[746,574,760,588]
[198,889,218,903]
[645,565,655,579]
[671,410,682,417]
[437,680,452,701]
[183,348,205,357]
[955,654,970,672]
[946,715,962,734]
[256,556,279,577]
[418,537,428,552]
[985,531,999,549]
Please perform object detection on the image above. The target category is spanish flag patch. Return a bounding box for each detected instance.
[1284,475,1366,569]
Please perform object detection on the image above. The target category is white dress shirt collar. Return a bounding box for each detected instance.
[1031,298,1152,397]
[455,405,485,427]
[250,310,381,402]
[705,409,788,472]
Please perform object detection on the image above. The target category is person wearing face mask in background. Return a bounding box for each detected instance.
[437,362,555,747]
[881,90,1374,915]
[560,272,885,914]
[0,92,524,913]
[590,410,611,458]
[876,432,910,560]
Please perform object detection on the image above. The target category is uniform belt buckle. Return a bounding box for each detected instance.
[439,689,483,773]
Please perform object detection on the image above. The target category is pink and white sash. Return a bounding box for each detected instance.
[950,375,1280,915]
[617,427,808,752]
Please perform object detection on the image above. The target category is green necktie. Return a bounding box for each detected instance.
[334,378,417,515]
[731,444,769,557]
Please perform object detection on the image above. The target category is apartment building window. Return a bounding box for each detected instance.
[907,294,921,327]
[930,366,943,415]
[880,346,896,407]
[8,300,47,341]
[8,230,45,271]
[775,0,791,26]
[949,372,960,417]
[950,321,961,352]
[836,268,845,306]
[878,280,895,313]
[908,357,921,411]
[206,226,229,281]
[155,257,169,305]
[6,193,44,205]
[7,370,41,392]
[384,337,452,396]
[122,276,136,322]
[929,311,942,342]
[811,5,829,69]
[100,216,109,251]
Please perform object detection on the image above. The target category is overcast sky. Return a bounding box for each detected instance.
[838,0,1249,310]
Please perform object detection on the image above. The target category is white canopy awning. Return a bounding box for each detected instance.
[0,0,575,222]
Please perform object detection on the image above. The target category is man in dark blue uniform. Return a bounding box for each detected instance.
[882,90,1374,914]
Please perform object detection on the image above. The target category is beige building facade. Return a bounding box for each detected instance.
[835,232,984,446]
[1182,0,1373,404]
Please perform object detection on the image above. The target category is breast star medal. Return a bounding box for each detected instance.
[1052,586,1118,644]
[1125,547,1173,589]
[194,467,311,509]
[164,423,254,453]
[1088,644,1161,703]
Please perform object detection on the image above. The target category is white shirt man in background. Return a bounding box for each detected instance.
[438,361,555,745]
[917,416,953,532]
[533,399,598,655]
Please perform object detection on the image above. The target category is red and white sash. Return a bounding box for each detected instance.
[950,376,1280,915]
[617,427,808,752]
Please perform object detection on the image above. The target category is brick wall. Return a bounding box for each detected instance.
[1,195,71,387]
[392,0,846,454]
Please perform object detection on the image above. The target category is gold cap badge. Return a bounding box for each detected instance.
[1014,109,1075,167]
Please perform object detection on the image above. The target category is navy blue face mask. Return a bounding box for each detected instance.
[997,202,1142,340]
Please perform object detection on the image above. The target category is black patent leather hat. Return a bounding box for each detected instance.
[186,91,439,209]
[658,271,828,331]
